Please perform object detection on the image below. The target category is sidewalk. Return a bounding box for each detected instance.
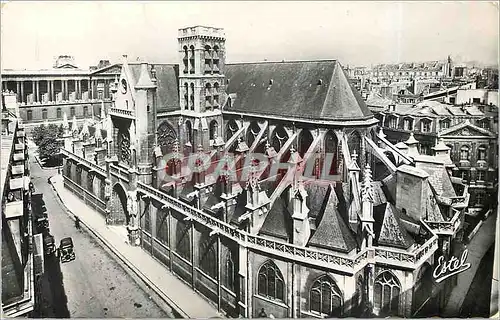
[50,174,223,319]
[442,210,498,316]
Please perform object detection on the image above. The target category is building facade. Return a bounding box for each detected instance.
[58,26,470,318]
[1,56,119,135]
[1,94,36,317]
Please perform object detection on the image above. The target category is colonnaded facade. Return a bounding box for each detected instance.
[59,26,469,318]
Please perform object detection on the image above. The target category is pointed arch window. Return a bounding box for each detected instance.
[190,83,195,110]
[209,120,218,140]
[224,251,235,292]
[204,45,212,74]
[205,83,212,111]
[75,166,82,185]
[189,45,195,74]
[86,173,94,193]
[257,261,284,301]
[213,45,220,73]
[185,120,193,146]
[143,202,151,234]
[374,272,401,316]
[309,275,343,317]
[213,82,220,108]
[175,220,191,261]
[199,236,217,279]
[183,83,189,110]
[156,209,169,245]
[183,46,189,74]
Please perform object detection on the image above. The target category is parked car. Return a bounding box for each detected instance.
[36,216,49,231]
[58,237,75,263]
[43,234,56,256]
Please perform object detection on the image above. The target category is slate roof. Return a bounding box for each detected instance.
[259,196,292,240]
[128,63,180,113]
[224,60,373,121]
[373,203,415,250]
[304,183,329,219]
[308,185,357,253]
[417,164,456,198]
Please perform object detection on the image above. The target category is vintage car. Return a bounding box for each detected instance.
[36,216,50,232]
[43,234,56,256]
[58,237,75,263]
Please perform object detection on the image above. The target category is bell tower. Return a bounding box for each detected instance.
[177,26,226,152]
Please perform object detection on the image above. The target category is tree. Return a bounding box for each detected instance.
[32,124,63,165]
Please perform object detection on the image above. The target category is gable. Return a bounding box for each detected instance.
[92,64,122,75]
[440,122,495,138]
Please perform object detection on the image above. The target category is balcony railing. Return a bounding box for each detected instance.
[62,147,439,273]
[109,107,134,118]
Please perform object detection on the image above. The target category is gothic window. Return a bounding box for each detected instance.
[157,121,177,155]
[185,120,193,146]
[205,83,212,110]
[209,120,218,140]
[224,251,235,292]
[118,129,131,165]
[204,45,212,74]
[86,173,94,193]
[99,179,105,200]
[271,126,288,154]
[257,261,284,301]
[66,161,72,177]
[156,210,169,245]
[374,271,401,316]
[213,46,220,73]
[143,202,151,234]
[324,130,338,175]
[83,106,88,117]
[189,45,195,74]
[57,108,62,119]
[403,118,413,131]
[70,106,75,117]
[27,110,33,121]
[183,46,189,74]
[76,166,82,185]
[477,146,487,161]
[176,220,191,261]
[190,83,195,110]
[184,83,189,110]
[460,146,470,161]
[42,109,48,120]
[199,236,217,279]
[309,275,343,317]
[298,129,313,157]
[213,83,220,108]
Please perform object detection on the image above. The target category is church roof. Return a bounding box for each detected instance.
[224,60,373,121]
[308,185,357,253]
[373,203,415,250]
[259,196,292,240]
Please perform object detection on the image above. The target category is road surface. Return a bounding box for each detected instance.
[29,151,171,318]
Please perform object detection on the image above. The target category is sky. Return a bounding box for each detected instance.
[1,1,498,70]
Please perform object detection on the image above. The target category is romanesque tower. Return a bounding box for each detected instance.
[177,26,226,153]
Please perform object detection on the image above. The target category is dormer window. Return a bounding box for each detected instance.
[440,119,450,130]
[403,118,413,130]
[421,119,431,133]
[478,119,490,129]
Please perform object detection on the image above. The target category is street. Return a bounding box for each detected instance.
[29,152,171,318]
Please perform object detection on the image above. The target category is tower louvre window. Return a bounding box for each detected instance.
[213,45,220,73]
[183,46,189,74]
[189,45,195,74]
[184,83,189,110]
[190,83,195,111]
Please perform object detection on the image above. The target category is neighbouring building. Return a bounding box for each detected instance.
[1,93,37,317]
[370,99,498,227]
[0,55,119,135]
[58,26,470,318]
